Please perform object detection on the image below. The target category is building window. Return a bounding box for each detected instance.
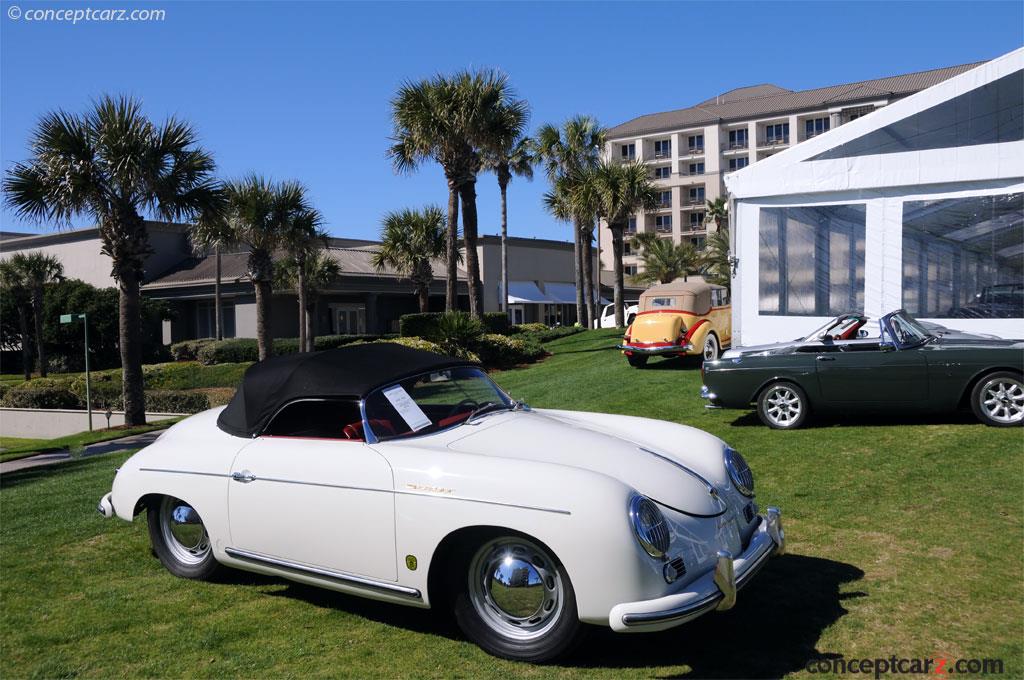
[656,190,672,208]
[902,193,1023,319]
[625,264,638,277]
[330,303,366,335]
[688,187,705,204]
[805,117,831,138]
[653,139,671,158]
[653,166,671,179]
[691,236,706,250]
[813,69,1023,160]
[728,129,748,149]
[688,162,705,176]
[620,143,636,160]
[690,212,705,228]
[626,216,637,233]
[687,134,704,152]
[623,241,631,256]
[654,214,672,232]
[764,123,789,144]
[758,204,866,316]
[728,157,749,171]
[196,301,236,339]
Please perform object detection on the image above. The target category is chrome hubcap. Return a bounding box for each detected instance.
[980,378,1024,424]
[765,387,802,425]
[469,538,563,641]
[159,497,210,566]
[703,336,718,360]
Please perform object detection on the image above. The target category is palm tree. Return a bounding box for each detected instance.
[533,116,605,327]
[372,206,449,313]
[388,69,528,317]
[276,248,341,349]
[701,227,732,289]
[0,258,32,380]
[10,252,64,376]
[224,176,314,361]
[586,161,658,327]
[189,189,232,340]
[3,95,219,424]
[704,197,728,232]
[631,234,700,285]
[280,210,327,353]
[482,135,534,314]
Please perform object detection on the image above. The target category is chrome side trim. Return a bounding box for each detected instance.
[224,547,422,599]
[397,490,572,516]
[140,467,231,479]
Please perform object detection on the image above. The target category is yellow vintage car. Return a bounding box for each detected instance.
[618,279,731,367]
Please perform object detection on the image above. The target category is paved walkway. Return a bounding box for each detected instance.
[0,430,164,475]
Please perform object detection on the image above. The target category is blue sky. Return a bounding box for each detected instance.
[1,1,1022,243]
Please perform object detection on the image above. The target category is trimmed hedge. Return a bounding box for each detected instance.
[399,313,442,339]
[376,336,481,363]
[0,379,80,409]
[169,339,214,362]
[472,334,545,369]
[145,390,209,414]
[481,312,510,335]
[193,335,378,365]
[522,325,585,343]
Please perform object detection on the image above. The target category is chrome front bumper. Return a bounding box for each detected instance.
[609,507,785,632]
[617,343,694,356]
[700,384,722,409]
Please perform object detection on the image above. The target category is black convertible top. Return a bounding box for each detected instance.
[217,343,473,438]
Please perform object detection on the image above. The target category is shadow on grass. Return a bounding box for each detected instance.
[641,356,703,371]
[728,408,979,429]
[562,553,864,677]
[0,451,126,490]
[217,553,863,675]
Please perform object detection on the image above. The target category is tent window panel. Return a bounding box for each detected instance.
[901,193,1023,318]
[758,204,866,316]
[810,69,1023,160]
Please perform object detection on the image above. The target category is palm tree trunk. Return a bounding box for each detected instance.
[297,258,308,353]
[306,299,317,352]
[31,286,47,377]
[445,184,460,311]
[458,180,483,318]
[254,279,272,361]
[572,219,584,326]
[119,273,146,425]
[611,225,626,328]
[418,284,430,313]
[18,305,31,381]
[499,180,509,315]
[580,227,596,329]
[214,246,223,341]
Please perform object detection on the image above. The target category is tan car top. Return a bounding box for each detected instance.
[638,279,724,314]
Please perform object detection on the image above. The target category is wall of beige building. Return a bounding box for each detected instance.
[476,238,596,312]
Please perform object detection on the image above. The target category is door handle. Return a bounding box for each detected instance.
[231,470,256,483]
[815,355,835,361]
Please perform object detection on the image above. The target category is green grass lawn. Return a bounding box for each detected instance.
[1,329,1020,678]
[0,419,183,462]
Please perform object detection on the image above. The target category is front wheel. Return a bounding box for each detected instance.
[702,333,720,361]
[757,382,810,429]
[626,354,648,368]
[147,496,220,579]
[453,535,584,662]
[971,371,1024,427]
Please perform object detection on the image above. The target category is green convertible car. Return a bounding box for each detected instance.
[701,310,1023,429]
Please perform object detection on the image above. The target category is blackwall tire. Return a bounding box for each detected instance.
[147,496,220,580]
[627,354,648,368]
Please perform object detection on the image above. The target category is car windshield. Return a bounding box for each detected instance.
[883,311,934,347]
[363,366,513,441]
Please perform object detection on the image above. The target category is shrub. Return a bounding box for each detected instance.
[0,378,80,409]
[472,334,545,369]
[170,339,214,362]
[145,389,209,414]
[526,325,586,343]
[510,322,549,334]
[376,337,480,363]
[481,312,510,335]
[313,334,379,351]
[70,373,123,409]
[399,313,443,339]
[143,362,249,390]
[435,311,484,352]
[196,338,259,365]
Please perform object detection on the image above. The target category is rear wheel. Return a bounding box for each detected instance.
[147,496,219,580]
[757,382,809,429]
[971,371,1024,427]
[452,534,584,662]
[626,354,648,368]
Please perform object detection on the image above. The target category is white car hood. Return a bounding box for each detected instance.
[445,410,726,517]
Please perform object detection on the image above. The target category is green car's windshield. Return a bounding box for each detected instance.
[883,311,935,348]
[363,367,513,441]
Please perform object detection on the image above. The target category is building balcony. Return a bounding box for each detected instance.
[721,141,749,152]
[758,137,789,148]
[682,146,705,156]
[682,200,706,209]
[616,155,637,163]
[654,226,673,234]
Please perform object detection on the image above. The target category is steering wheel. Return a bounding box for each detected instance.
[445,398,479,420]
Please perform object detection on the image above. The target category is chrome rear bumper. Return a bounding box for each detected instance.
[610,507,784,632]
[617,343,693,356]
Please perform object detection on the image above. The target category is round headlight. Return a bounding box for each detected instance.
[628,494,670,559]
[724,448,754,497]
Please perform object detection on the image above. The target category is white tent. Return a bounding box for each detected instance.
[725,48,1024,346]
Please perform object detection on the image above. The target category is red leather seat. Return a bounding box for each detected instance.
[342,419,396,441]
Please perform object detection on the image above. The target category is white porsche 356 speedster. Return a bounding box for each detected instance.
[98,344,783,662]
